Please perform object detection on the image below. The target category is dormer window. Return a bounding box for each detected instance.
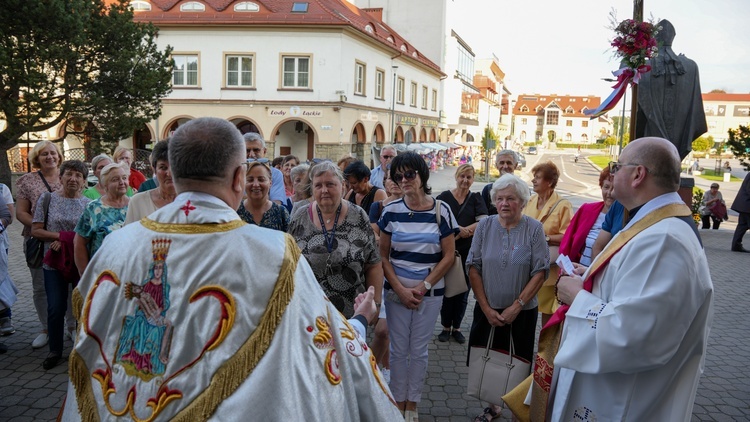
[234,2,259,12]
[180,1,205,12]
[400,44,407,52]
[130,0,151,11]
[520,105,529,112]
[365,24,374,33]
[387,36,394,43]
[291,2,308,12]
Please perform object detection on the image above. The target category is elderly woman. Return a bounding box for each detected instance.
[377,152,458,420]
[113,146,146,191]
[74,162,130,275]
[15,140,63,349]
[282,154,299,198]
[290,164,310,203]
[290,163,317,218]
[467,174,548,422]
[31,160,91,369]
[558,167,614,267]
[288,161,382,318]
[83,154,135,199]
[344,160,386,213]
[124,141,176,224]
[436,164,488,343]
[700,183,727,230]
[238,160,290,231]
[522,160,572,324]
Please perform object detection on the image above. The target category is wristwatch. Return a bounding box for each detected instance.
[423,280,433,291]
[545,235,551,242]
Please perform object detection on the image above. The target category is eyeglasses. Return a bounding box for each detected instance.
[381,155,395,160]
[393,169,417,183]
[310,158,332,164]
[609,161,646,174]
[247,158,270,164]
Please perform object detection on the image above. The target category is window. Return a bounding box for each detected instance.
[180,1,205,12]
[130,1,151,11]
[566,120,572,127]
[291,2,308,12]
[546,110,559,125]
[582,121,589,128]
[397,77,405,104]
[520,105,529,112]
[375,69,385,100]
[410,82,417,107]
[172,54,199,86]
[354,61,366,95]
[521,118,527,125]
[226,54,253,87]
[432,89,437,111]
[234,1,259,11]
[455,42,475,84]
[282,55,310,88]
[421,86,428,109]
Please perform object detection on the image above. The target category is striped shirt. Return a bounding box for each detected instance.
[378,198,458,289]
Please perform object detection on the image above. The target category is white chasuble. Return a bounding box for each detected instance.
[549,194,713,422]
[63,192,401,421]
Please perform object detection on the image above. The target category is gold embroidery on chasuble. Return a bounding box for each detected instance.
[71,232,300,421]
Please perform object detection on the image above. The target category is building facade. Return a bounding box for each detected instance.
[701,93,750,144]
[511,94,612,145]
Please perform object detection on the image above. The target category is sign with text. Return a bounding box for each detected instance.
[360,111,379,122]
[397,115,419,126]
[267,107,324,118]
[422,119,439,127]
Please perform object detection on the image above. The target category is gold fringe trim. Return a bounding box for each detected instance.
[171,233,300,421]
[69,351,101,422]
[140,218,246,234]
[72,288,83,323]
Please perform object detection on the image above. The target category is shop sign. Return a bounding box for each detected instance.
[267,106,324,118]
[422,119,439,127]
[397,115,419,126]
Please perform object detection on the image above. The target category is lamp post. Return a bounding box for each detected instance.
[390,65,398,144]
[603,78,628,159]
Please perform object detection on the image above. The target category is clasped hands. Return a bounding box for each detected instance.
[557,262,587,306]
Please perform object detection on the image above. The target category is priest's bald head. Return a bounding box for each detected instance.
[169,117,247,209]
[612,137,681,211]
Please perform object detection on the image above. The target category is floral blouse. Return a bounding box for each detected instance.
[74,199,128,257]
[33,193,90,270]
[16,171,62,236]
[237,201,290,232]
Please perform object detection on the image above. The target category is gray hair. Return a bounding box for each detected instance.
[91,154,112,173]
[490,173,530,208]
[495,149,518,166]
[310,160,344,183]
[170,117,245,181]
[243,132,266,149]
[100,162,130,186]
[290,163,309,181]
[381,144,397,155]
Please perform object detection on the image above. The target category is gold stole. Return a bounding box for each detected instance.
[502,202,691,422]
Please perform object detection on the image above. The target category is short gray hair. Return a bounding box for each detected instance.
[381,144,397,155]
[170,117,245,181]
[290,163,309,181]
[495,149,518,166]
[243,132,266,149]
[310,160,344,183]
[490,173,530,208]
[100,162,130,186]
[91,154,112,173]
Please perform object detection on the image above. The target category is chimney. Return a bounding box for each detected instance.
[362,7,383,22]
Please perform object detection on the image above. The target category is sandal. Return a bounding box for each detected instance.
[473,407,499,422]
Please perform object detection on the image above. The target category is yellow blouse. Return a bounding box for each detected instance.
[522,191,572,237]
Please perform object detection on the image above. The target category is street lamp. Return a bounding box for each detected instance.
[390,65,398,144]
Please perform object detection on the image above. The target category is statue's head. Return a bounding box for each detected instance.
[656,19,676,46]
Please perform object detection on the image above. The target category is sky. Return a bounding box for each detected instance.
[454,0,750,100]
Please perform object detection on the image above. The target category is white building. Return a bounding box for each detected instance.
[512,94,612,145]
[474,57,512,149]
[701,93,750,144]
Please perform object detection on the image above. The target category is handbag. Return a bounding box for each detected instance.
[25,192,51,268]
[435,199,469,298]
[468,326,531,406]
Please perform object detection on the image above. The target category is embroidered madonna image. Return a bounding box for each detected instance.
[115,239,174,381]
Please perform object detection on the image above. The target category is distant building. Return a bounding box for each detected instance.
[511,94,612,145]
[701,93,750,144]
[474,57,513,149]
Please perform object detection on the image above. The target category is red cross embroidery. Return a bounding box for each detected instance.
[180,200,196,216]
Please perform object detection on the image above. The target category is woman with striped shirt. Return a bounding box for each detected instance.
[378,152,458,421]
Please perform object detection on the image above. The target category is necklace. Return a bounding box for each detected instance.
[316,202,343,276]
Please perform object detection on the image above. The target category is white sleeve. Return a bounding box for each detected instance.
[1,184,13,204]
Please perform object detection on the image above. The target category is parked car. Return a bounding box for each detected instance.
[527,146,538,155]
[516,152,527,168]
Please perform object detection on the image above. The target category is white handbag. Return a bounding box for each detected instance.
[443,250,468,298]
[467,326,531,406]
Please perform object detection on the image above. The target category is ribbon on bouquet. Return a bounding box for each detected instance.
[584,65,651,119]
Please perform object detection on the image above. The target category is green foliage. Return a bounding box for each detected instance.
[0,0,173,183]
[481,127,497,152]
[691,187,704,219]
[588,155,612,169]
[726,124,750,171]
[602,136,618,146]
[692,136,711,153]
[553,143,608,150]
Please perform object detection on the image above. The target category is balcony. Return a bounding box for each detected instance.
[473,75,497,94]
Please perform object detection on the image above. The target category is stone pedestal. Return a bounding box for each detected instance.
[679,177,695,209]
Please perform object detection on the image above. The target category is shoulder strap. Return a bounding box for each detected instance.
[38,171,53,192]
[539,198,564,224]
[42,192,52,230]
[435,199,442,225]
[457,193,472,218]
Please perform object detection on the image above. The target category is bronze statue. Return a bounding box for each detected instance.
[636,19,707,159]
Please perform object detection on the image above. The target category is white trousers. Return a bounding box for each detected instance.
[385,295,441,403]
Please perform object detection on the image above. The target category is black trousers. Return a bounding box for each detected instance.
[467,303,538,365]
[440,248,470,329]
[701,214,721,229]
[732,212,749,248]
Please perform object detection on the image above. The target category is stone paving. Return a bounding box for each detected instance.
[1,162,749,421]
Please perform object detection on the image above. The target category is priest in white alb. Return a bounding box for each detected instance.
[62,117,401,421]
[550,137,713,421]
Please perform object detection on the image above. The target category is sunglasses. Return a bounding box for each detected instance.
[381,154,395,160]
[393,169,417,183]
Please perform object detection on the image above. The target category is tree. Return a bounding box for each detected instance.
[0,0,172,186]
[726,124,750,171]
[481,126,497,152]
[691,136,712,153]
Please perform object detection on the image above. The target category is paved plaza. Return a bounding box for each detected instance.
[1,160,749,421]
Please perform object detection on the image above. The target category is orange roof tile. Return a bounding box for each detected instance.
[702,93,750,102]
[513,94,601,118]
[122,0,442,74]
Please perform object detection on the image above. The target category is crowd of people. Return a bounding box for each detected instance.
[0,124,724,421]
